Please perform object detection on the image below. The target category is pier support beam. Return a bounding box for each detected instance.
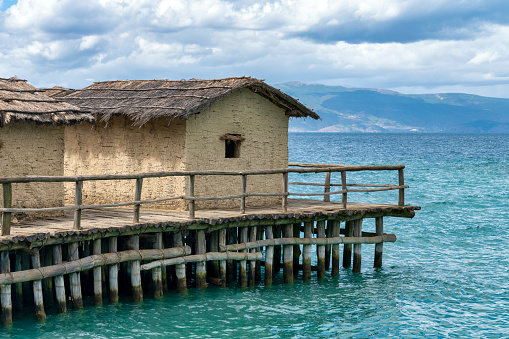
[226,228,237,284]
[293,223,301,276]
[343,221,353,268]
[316,220,326,279]
[273,226,282,275]
[264,225,274,286]
[302,222,312,281]
[14,252,23,313]
[195,230,207,289]
[173,231,187,293]
[93,239,102,305]
[248,226,257,287]
[68,242,83,309]
[152,233,163,298]
[127,235,143,302]
[283,224,294,284]
[239,227,248,288]
[52,245,67,313]
[219,229,227,287]
[30,249,46,321]
[1,251,12,324]
[353,219,363,273]
[109,237,119,303]
[325,221,332,270]
[374,217,383,268]
[331,221,340,277]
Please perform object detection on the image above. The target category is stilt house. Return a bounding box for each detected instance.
[57,77,319,210]
[0,77,94,213]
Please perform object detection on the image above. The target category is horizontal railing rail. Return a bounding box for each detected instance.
[0,163,407,236]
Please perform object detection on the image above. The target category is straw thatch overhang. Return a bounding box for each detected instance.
[56,77,319,126]
[0,77,94,127]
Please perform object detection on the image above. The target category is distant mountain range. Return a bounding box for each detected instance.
[277,82,509,133]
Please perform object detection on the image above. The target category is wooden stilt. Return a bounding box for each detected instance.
[273,226,282,275]
[302,221,312,281]
[264,225,274,286]
[353,219,363,273]
[109,237,119,303]
[218,229,227,287]
[68,242,83,309]
[239,227,248,288]
[81,241,90,297]
[1,251,12,324]
[173,231,187,293]
[331,220,340,277]
[283,224,294,284]
[343,221,353,268]
[293,223,301,276]
[195,230,207,289]
[30,249,46,321]
[92,239,102,305]
[374,217,384,268]
[325,220,332,270]
[248,226,257,287]
[208,231,219,278]
[316,220,326,279]
[41,248,53,308]
[226,228,237,284]
[152,233,163,298]
[14,251,23,313]
[127,235,143,302]
[255,226,263,282]
[52,245,67,314]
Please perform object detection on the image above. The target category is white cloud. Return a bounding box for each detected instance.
[0,0,509,97]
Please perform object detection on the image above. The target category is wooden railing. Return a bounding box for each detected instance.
[0,163,408,236]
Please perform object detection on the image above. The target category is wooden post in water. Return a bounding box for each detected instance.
[109,237,119,303]
[42,249,53,308]
[331,220,340,276]
[30,249,46,321]
[133,178,143,223]
[2,183,12,236]
[316,220,326,279]
[93,239,102,305]
[195,230,207,289]
[256,226,263,282]
[74,180,83,230]
[208,230,219,278]
[173,231,187,293]
[273,226,282,275]
[302,221,313,281]
[68,242,83,309]
[152,233,163,297]
[325,220,332,270]
[239,227,248,288]
[343,221,353,268]
[248,226,257,287]
[14,252,23,313]
[293,223,301,276]
[374,217,384,268]
[353,219,363,273]
[218,229,227,287]
[226,228,237,284]
[127,235,143,301]
[264,225,274,286]
[283,224,294,284]
[1,251,12,324]
[52,245,67,313]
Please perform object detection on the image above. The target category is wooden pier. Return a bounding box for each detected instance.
[0,164,419,324]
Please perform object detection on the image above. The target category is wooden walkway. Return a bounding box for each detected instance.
[0,199,419,250]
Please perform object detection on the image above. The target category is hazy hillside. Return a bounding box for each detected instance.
[276,82,509,133]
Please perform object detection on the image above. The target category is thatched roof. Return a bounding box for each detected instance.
[0,77,94,127]
[56,77,319,126]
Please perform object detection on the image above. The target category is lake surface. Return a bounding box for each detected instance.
[2,133,508,338]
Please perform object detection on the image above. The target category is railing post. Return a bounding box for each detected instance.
[324,172,331,202]
[2,183,12,236]
[240,174,247,214]
[282,172,288,212]
[188,175,195,219]
[73,180,83,230]
[398,169,405,206]
[341,171,347,209]
[133,178,143,223]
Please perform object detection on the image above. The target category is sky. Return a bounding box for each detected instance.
[1,0,509,98]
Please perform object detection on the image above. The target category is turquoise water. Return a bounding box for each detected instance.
[2,133,509,338]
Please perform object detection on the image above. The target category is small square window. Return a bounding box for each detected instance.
[220,133,245,159]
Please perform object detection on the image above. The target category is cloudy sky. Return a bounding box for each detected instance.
[1,0,509,97]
